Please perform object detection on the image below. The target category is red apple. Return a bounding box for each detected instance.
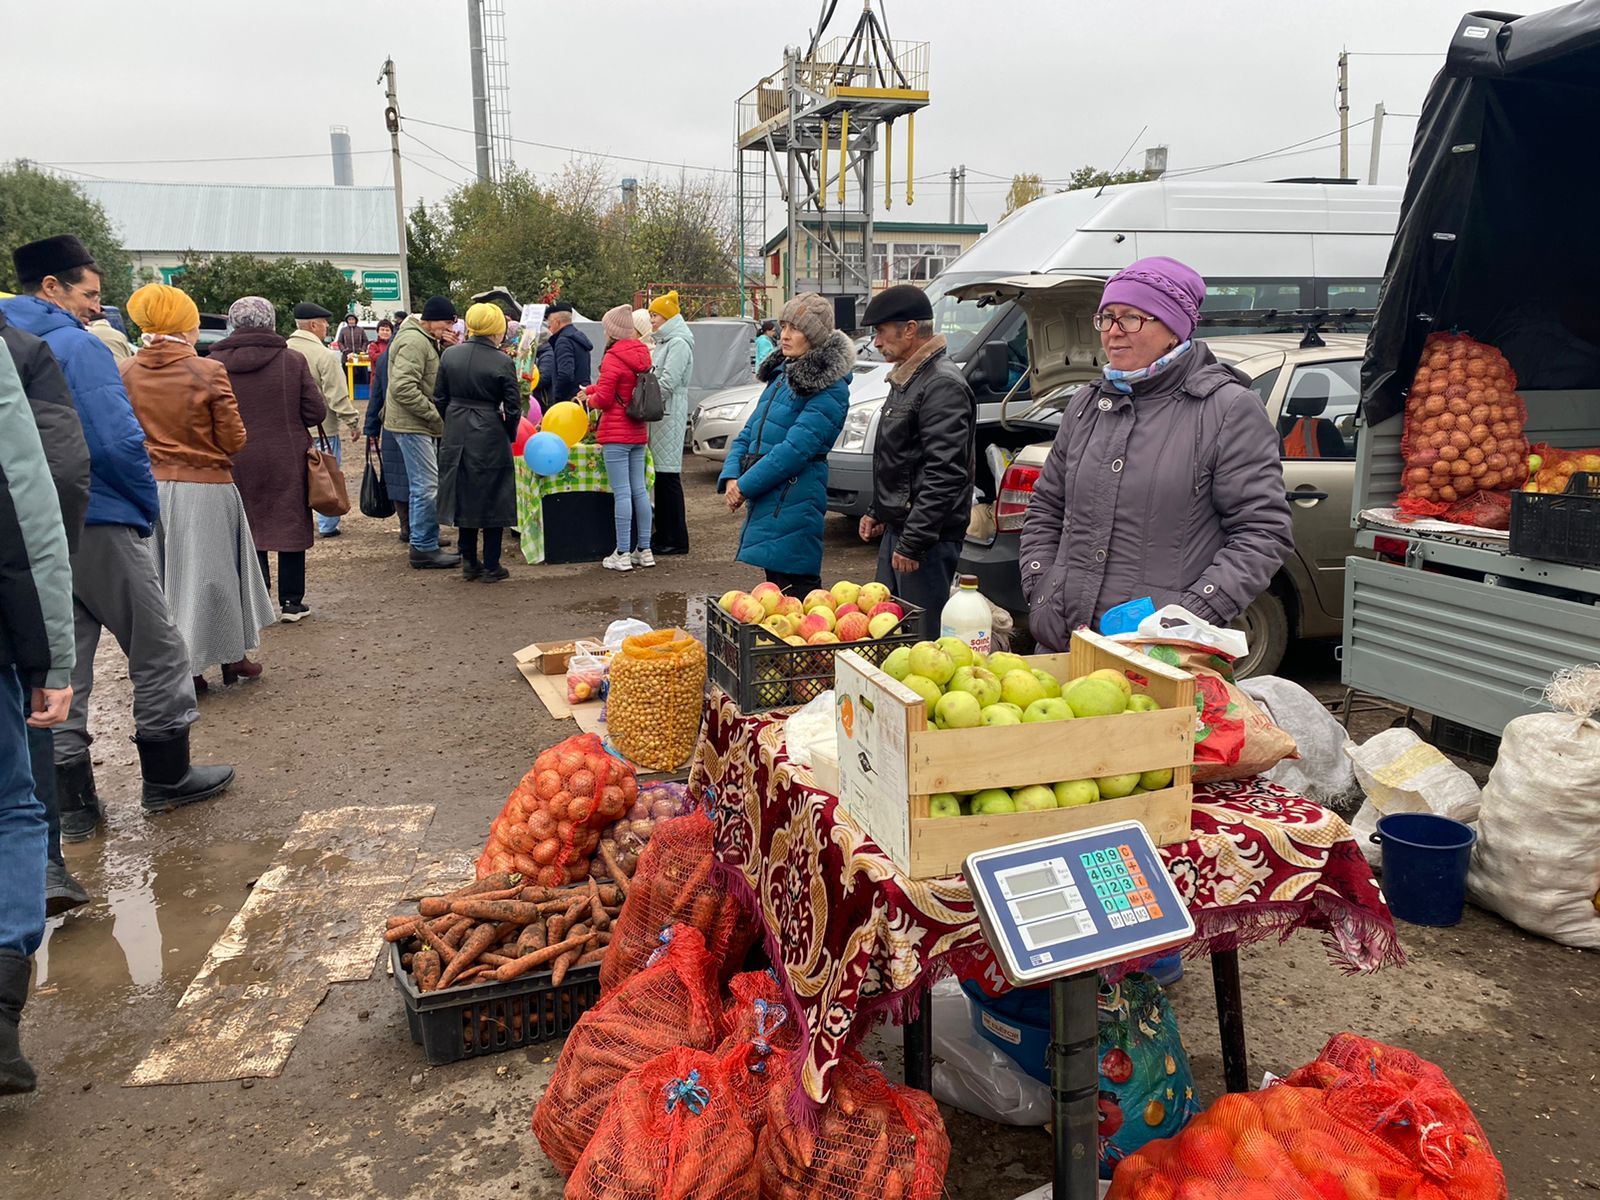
[836,613,871,642]
[869,600,904,620]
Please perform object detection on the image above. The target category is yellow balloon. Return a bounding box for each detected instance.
[542,401,588,447]
[524,364,541,391]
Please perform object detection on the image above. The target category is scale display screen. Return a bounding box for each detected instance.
[963,821,1194,985]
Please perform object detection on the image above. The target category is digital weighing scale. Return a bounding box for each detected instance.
[964,820,1194,1200]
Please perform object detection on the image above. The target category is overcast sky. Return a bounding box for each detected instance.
[5,0,1569,228]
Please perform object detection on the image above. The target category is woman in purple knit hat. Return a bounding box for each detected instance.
[1018,256,1295,652]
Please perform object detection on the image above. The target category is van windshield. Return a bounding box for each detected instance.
[923,271,1011,362]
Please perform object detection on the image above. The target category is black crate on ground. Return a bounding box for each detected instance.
[1430,716,1502,766]
[1509,472,1600,567]
[704,594,924,713]
[391,942,600,1065]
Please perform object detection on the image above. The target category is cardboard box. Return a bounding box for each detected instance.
[531,641,578,676]
[832,630,1195,878]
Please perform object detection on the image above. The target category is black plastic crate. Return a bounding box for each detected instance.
[704,594,924,713]
[1430,716,1501,766]
[391,942,600,1065]
[1509,472,1600,567]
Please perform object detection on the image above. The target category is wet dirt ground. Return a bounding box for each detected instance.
[2,457,1595,1198]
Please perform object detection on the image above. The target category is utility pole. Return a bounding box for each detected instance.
[466,0,492,183]
[1367,102,1386,185]
[958,164,967,222]
[381,58,413,314]
[1337,49,1350,180]
[949,167,957,225]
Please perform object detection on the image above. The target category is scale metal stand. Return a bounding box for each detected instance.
[963,820,1195,1200]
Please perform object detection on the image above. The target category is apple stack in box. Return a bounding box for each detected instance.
[718,579,910,647]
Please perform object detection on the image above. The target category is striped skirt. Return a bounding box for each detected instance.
[154,480,279,674]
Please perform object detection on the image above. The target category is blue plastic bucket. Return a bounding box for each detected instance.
[960,980,1051,1083]
[1372,812,1477,926]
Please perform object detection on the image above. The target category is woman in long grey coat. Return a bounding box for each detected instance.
[1019,257,1294,652]
[435,303,519,581]
[646,292,694,555]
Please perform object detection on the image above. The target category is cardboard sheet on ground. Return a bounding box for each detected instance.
[126,804,434,1086]
[515,642,606,737]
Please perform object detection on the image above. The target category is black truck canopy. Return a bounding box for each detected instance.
[1361,2,1600,426]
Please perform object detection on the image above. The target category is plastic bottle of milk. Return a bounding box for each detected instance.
[940,575,992,657]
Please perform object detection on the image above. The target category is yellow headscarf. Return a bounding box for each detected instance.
[127,283,200,336]
[465,302,507,340]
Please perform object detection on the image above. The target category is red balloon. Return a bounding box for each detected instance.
[512,416,536,456]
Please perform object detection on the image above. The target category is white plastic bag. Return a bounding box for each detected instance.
[782,690,836,768]
[1110,603,1250,661]
[1241,676,1359,811]
[1468,667,1600,949]
[603,618,651,651]
[1344,728,1483,868]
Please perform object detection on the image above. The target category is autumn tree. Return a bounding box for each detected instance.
[0,161,134,305]
[1003,173,1045,217]
[163,255,367,337]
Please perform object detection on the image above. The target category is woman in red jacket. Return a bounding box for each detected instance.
[586,305,653,572]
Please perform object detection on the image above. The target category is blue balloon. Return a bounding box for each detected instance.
[523,430,570,476]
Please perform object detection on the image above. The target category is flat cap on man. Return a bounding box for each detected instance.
[862,283,934,328]
[292,301,334,320]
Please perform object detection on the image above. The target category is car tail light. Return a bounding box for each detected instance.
[995,463,1041,533]
[1372,535,1409,561]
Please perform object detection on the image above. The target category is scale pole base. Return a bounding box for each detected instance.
[1051,971,1101,1200]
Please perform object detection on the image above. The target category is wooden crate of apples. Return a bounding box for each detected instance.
[832,630,1196,878]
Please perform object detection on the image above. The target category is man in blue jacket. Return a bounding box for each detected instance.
[536,303,593,404]
[1,236,234,835]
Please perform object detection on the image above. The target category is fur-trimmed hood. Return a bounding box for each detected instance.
[755,329,856,396]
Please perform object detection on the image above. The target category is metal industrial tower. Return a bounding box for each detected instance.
[468,0,514,182]
[735,1,930,320]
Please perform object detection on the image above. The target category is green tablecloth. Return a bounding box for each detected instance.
[515,442,654,564]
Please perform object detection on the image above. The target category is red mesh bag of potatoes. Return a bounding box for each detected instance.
[599,810,756,997]
[566,1046,758,1200]
[476,733,638,886]
[1282,1034,1508,1200]
[1399,332,1529,517]
[532,923,722,1177]
[756,1049,950,1200]
[713,970,802,1133]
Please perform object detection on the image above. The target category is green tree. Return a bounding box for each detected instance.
[406,200,454,305]
[1003,172,1045,217]
[623,176,736,292]
[165,254,367,337]
[0,160,135,305]
[1061,165,1156,192]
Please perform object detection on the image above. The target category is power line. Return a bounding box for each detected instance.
[403,130,476,180]
[32,149,391,167]
[401,154,472,189]
[1346,51,1440,57]
[406,115,738,177]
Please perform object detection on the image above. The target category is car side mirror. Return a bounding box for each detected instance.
[970,340,1009,393]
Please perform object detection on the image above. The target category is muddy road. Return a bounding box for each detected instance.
[2,458,1594,1198]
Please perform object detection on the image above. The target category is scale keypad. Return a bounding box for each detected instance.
[1080,845,1163,929]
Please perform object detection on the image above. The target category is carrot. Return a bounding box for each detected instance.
[576,948,606,965]
[413,948,442,992]
[490,933,588,981]
[599,843,631,895]
[415,919,457,964]
[585,879,611,932]
[547,912,569,946]
[442,918,474,948]
[386,914,416,930]
[480,952,515,967]
[551,949,579,987]
[438,922,498,988]
[448,898,544,923]
[515,920,547,957]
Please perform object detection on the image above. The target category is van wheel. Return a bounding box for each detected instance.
[1232,592,1288,679]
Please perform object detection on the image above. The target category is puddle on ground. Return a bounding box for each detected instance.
[562,592,704,637]
[35,831,275,1004]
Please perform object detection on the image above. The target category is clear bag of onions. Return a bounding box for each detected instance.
[1399,332,1529,516]
[607,629,707,772]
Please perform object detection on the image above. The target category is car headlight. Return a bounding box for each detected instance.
[835,398,883,452]
[702,403,745,422]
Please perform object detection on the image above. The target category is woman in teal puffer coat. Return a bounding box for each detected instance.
[647,293,695,554]
[718,293,853,596]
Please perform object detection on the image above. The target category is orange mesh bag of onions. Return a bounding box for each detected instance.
[475,733,638,886]
[1399,332,1529,517]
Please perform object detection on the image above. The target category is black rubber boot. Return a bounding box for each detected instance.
[0,949,36,1095]
[44,860,90,917]
[134,731,235,814]
[54,757,101,843]
[394,501,410,544]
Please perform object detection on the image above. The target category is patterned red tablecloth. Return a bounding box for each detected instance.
[687,690,1402,1107]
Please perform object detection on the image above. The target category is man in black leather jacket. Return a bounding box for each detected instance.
[858,285,975,638]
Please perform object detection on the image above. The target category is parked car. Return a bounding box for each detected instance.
[950,273,1368,677]
[691,362,893,464]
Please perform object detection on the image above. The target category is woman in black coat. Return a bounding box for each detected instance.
[435,303,520,581]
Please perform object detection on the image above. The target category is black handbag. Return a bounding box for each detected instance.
[359,440,395,519]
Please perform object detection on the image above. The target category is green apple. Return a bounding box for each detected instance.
[971,788,1016,814]
[980,704,1022,726]
[1096,772,1142,799]
[1064,677,1128,718]
[881,645,914,681]
[935,636,975,670]
[1030,669,1063,699]
[1022,697,1074,722]
[1012,784,1057,812]
[996,702,1024,719]
[949,665,1002,708]
[999,669,1047,710]
[933,690,983,730]
[900,673,943,711]
[1126,694,1161,713]
[1139,767,1175,791]
[1053,779,1101,808]
[1088,667,1134,698]
[907,641,955,686]
[928,792,963,818]
[987,651,1029,678]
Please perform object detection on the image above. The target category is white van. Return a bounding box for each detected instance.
[825,179,1402,516]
